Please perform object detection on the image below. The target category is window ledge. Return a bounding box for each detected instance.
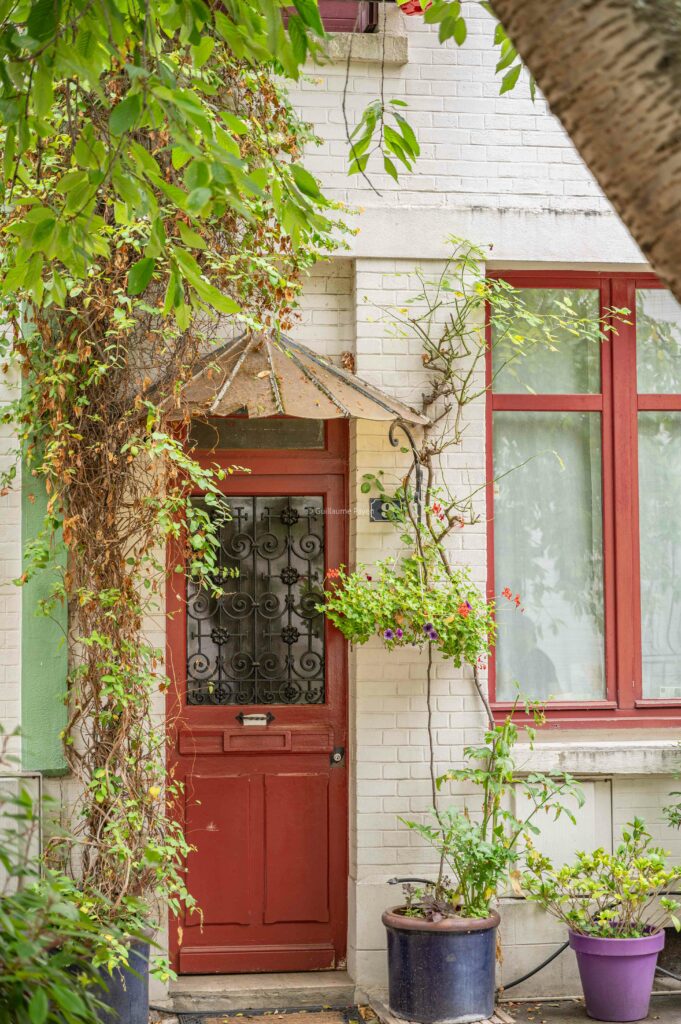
[515,739,679,776]
[327,32,408,65]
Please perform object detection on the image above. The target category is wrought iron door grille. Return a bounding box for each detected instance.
[186,496,325,705]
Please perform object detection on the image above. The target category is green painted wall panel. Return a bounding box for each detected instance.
[21,473,68,774]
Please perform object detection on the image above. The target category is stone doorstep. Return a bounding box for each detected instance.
[162,971,357,1014]
[370,997,515,1024]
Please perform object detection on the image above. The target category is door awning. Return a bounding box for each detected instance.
[166,332,429,425]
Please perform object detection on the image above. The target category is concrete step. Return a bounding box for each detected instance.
[165,971,356,1014]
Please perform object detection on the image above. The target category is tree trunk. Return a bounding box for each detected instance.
[490,0,681,302]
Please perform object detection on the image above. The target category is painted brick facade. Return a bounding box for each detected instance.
[3,6,681,1007]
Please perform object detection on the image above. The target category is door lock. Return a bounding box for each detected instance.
[330,746,345,766]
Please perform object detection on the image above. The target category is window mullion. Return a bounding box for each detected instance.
[610,277,641,708]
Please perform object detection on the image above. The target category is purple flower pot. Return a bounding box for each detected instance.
[569,929,665,1022]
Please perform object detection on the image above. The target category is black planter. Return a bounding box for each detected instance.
[97,941,150,1024]
[383,907,500,1024]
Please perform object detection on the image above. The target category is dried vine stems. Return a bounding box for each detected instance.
[2,38,330,948]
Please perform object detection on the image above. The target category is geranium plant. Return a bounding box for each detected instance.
[321,553,494,667]
[523,818,681,938]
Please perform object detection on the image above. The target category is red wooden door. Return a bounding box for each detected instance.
[167,430,348,975]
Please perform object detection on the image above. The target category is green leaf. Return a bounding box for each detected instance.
[178,222,207,249]
[28,988,48,1024]
[291,0,325,36]
[393,113,420,158]
[500,64,522,94]
[26,0,61,43]
[191,277,240,314]
[127,257,155,296]
[383,156,398,181]
[109,93,142,136]
[186,187,212,215]
[496,42,518,74]
[33,62,54,117]
[185,160,211,191]
[291,163,321,198]
[191,35,214,68]
[220,112,248,136]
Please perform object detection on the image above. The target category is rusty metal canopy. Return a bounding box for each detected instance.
[170,332,429,424]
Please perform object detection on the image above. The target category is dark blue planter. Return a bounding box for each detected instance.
[97,941,149,1024]
[383,908,500,1024]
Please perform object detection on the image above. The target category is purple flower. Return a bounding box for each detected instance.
[423,622,433,634]
[429,629,439,641]
[395,627,404,639]
[466,601,472,610]
[384,628,395,640]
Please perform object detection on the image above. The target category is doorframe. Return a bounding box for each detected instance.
[165,419,350,974]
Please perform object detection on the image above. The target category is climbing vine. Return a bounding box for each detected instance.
[322,237,620,728]
[0,0,339,975]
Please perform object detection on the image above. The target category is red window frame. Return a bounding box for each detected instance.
[486,270,681,729]
[318,1,378,32]
[284,2,378,33]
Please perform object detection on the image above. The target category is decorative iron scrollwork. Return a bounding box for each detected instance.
[186,496,325,705]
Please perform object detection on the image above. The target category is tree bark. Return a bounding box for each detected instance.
[490,0,681,302]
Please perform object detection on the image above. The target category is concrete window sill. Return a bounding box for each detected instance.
[515,739,679,776]
[326,32,408,66]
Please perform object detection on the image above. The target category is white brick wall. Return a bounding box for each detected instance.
[291,6,606,213]
[292,258,356,361]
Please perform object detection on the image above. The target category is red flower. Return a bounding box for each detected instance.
[514,594,521,607]
[502,587,512,600]
[457,602,470,618]
[326,568,340,579]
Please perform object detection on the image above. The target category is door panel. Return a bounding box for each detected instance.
[185,774,257,927]
[168,461,347,975]
[264,773,330,924]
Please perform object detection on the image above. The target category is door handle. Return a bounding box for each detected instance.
[330,746,345,766]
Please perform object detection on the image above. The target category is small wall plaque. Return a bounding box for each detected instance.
[369,497,404,522]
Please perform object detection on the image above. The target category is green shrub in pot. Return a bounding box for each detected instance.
[522,819,681,1022]
[400,705,584,920]
[381,707,583,1024]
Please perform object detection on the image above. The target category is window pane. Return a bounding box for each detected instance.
[492,288,601,394]
[187,497,326,705]
[639,412,681,697]
[636,289,681,393]
[189,417,325,450]
[494,411,605,701]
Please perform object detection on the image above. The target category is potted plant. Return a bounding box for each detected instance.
[382,711,582,1023]
[322,557,582,1023]
[523,818,681,1022]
